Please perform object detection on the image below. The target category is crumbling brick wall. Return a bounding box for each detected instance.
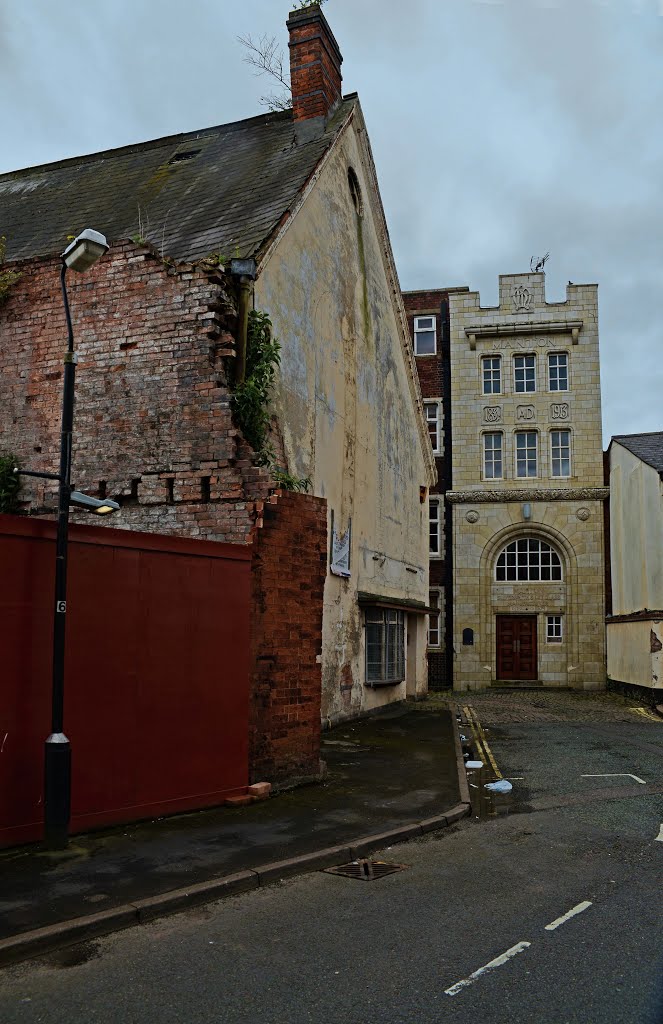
[0,241,271,541]
[249,490,327,784]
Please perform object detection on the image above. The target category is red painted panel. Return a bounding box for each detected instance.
[0,515,251,846]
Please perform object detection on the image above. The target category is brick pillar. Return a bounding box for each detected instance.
[287,4,343,124]
[249,490,327,784]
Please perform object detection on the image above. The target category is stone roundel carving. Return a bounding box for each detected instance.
[576,507,591,521]
[466,510,480,524]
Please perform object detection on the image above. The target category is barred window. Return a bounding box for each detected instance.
[516,431,538,477]
[548,353,568,391]
[547,615,563,642]
[496,538,563,582]
[482,356,501,394]
[551,430,571,477]
[424,402,442,454]
[483,432,503,479]
[514,354,536,393]
[365,608,405,684]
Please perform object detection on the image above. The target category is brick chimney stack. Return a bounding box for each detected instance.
[287,4,343,126]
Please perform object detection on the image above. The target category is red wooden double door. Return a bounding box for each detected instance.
[496,615,538,681]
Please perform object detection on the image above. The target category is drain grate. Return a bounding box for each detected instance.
[323,858,408,881]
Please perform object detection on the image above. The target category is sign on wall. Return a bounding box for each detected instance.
[330,512,351,578]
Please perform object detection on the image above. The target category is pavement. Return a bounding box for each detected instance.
[0,699,467,966]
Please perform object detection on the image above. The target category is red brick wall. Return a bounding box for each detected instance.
[0,243,271,542]
[287,8,343,122]
[250,490,327,783]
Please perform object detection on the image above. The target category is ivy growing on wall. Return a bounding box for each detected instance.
[231,310,281,461]
[230,310,311,492]
[0,455,20,513]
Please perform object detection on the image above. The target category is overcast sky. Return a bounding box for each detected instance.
[1,0,661,443]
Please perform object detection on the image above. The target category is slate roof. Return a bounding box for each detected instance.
[612,432,663,477]
[0,98,356,265]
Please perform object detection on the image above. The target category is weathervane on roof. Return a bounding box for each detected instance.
[530,252,550,273]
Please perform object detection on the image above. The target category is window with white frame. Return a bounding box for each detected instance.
[428,590,441,648]
[548,353,568,391]
[514,354,536,393]
[550,430,571,477]
[496,539,563,582]
[515,430,538,477]
[482,355,501,394]
[365,607,405,684]
[429,497,442,556]
[424,401,442,454]
[483,432,503,479]
[546,615,563,642]
[414,316,436,355]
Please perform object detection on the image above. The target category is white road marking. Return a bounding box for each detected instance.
[545,901,593,931]
[444,942,531,996]
[655,824,663,843]
[581,773,646,784]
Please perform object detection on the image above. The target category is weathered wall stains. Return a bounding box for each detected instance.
[257,116,431,722]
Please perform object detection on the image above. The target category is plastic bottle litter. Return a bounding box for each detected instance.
[484,779,513,793]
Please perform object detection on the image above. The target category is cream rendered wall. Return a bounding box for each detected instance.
[607,618,663,692]
[609,443,663,614]
[448,273,606,691]
[256,115,432,723]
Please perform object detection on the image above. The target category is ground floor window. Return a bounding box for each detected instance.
[546,615,563,642]
[365,608,405,684]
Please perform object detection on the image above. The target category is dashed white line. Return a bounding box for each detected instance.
[545,901,593,931]
[581,773,646,784]
[444,942,531,996]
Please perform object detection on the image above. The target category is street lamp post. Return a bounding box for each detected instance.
[44,229,111,848]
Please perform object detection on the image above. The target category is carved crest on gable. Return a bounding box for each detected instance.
[511,285,532,311]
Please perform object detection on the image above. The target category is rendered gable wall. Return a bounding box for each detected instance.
[256,116,431,724]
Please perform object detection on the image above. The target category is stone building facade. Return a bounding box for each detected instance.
[447,273,607,691]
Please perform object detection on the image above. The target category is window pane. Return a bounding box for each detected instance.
[549,353,568,392]
[482,356,501,395]
[514,355,536,393]
[495,539,562,582]
[551,430,571,478]
[425,403,440,453]
[483,432,503,479]
[415,331,436,355]
[516,431,537,477]
[428,591,440,647]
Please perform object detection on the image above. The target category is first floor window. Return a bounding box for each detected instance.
[365,608,405,684]
[429,498,442,556]
[516,430,538,477]
[428,590,441,648]
[483,432,503,479]
[424,401,442,454]
[551,430,571,477]
[414,316,436,355]
[547,615,563,642]
[496,538,563,582]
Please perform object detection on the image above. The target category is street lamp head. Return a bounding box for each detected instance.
[69,490,120,515]
[62,229,109,272]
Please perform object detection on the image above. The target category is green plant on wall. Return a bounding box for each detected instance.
[230,309,312,491]
[0,237,22,306]
[231,310,281,460]
[0,455,20,513]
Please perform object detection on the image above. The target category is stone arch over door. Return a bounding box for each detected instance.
[478,521,579,680]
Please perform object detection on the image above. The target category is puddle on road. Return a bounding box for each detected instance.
[37,940,102,970]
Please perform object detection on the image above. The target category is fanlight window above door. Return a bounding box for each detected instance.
[495,538,562,582]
